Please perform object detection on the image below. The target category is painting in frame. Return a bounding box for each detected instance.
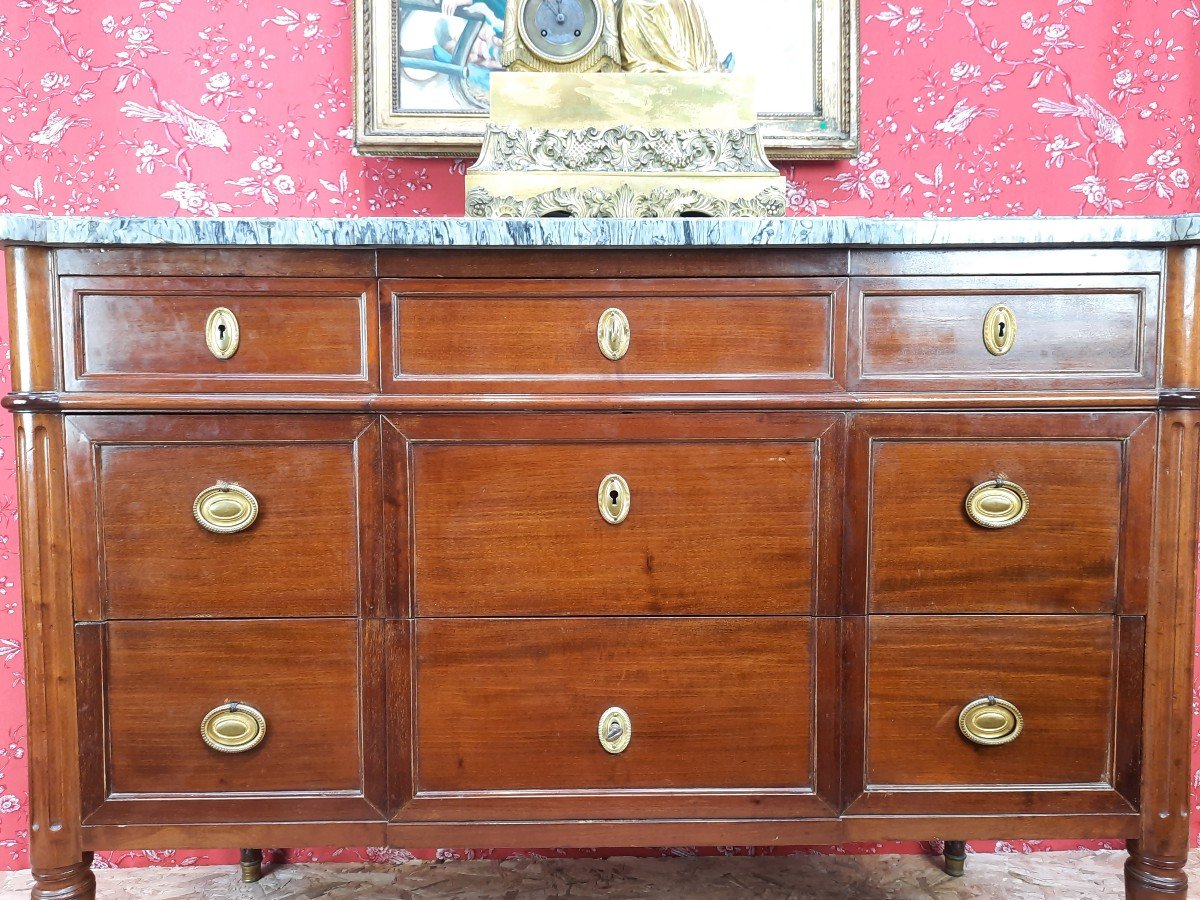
[353,0,859,158]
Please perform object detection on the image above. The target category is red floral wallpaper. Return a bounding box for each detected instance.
[0,0,1197,873]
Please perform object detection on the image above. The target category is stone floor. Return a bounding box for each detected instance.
[0,850,1197,899]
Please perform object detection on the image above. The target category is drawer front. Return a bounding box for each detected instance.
[384,278,845,392]
[66,415,380,620]
[61,276,377,391]
[390,413,842,616]
[398,616,835,820]
[79,618,386,824]
[847,412,1154,615]
[846,615,1140,816]
[850,275,1158,390]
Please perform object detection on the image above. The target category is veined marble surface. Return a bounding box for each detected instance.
[0,213,1198,248]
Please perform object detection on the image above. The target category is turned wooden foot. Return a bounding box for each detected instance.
[943,840,966,878]
[239,848,264,883]
[1125,846,1188,898]
[31,852,95,900]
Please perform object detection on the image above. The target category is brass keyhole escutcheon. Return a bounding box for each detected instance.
[205,307,240,360]
[598,473,630,525]
[982,304,1016,356]
[965,476,1028,529]
[194,482,259,534]
[596,308,630,361]
[201,702,267,753]
[598,706,632,754]
[958,696,1023,746]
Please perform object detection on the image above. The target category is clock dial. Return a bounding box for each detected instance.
[519,0,601,63]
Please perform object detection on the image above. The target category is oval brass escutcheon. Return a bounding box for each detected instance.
[201,702,267,753]
[194,482,259,534]
[597,473,630,525]
[964,478,1029,529]
[596,308,630,361]
[205,307,240,360]
[982,304,1016,356]
[598,706,632,754]
[958,696,1023,746]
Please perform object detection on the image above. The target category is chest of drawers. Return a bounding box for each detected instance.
[4,218,1199,900]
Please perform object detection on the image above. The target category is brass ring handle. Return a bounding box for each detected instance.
[982,304,1016,356]
[194,482,259,534]
[201,702,266,753]
[965,476,1028,529]
[598,706,632,754]
[958,696,1023,746]
[205,307,240,360]
[598,473,630,525]
[596,308,630,361]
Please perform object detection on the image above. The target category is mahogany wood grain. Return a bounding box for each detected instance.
[65,415,380,620]
[60,276,378,392]
[1161,246,1200,391]
[55,247,374,278]
[405,616,834,821]
[383,278,847,394]
[6,247,60,394]
[849,247,1163,277]
[858,616,1124,800]
[389,412,842,617]
[850,275,1159,391]
[846,412,1155,615]
[1125,410,1200,898]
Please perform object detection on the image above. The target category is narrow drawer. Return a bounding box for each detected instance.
[398,616,835,820]
[79,618,385,824]
[848,412,1154,615]
[846,615,1141,817]
[60,276,377,391]
[391,413,842,616]
[849,274,1158,391]
[66,415,379,620]
[384,278,845,392]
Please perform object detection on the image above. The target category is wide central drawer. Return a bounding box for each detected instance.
[387,413,843,616]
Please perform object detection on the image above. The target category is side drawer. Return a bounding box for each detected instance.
[388,412,843,616]
[66,415,380,620]
[60,276,378,392]
[78,618,386,825]
[849,274,1158,391]
[845,614,1141,817]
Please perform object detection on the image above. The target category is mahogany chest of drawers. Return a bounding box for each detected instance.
[4,221,1198,899]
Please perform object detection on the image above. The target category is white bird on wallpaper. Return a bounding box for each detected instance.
[1032,94,1127,149]
[119,100,231,152]
[28,110,90,145]
[932,98,999,136]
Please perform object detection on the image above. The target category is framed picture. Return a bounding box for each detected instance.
[354,0,859,158]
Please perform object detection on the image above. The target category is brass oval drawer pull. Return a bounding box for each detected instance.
[965,476,1028,529]
[959,696,1023,746]
[194,482,259,534]
[596,307,630,361]
[982,303,1016,356]
[205,307,240,360]
[598,473,630,525]
[201,702,266,753]
[598,706,632,754]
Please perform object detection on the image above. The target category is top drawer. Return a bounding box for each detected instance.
[850,274,1159,391]
[60,276,378,392]
[383,278,845,393]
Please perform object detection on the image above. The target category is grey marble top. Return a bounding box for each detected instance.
[1,213,1198,248]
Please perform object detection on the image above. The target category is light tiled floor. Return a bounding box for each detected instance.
[1,850,1197,899]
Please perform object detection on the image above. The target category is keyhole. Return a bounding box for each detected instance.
[217,323,227,344]
[609,488,619,506]
[997,321,1006,339]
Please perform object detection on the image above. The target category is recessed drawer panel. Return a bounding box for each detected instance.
[384,278,845,392]
[848,614,1141,817]
[848,412,1154,615]
[850,275,1158,390]
[392,413,842,616]
[66,415,379,620]
[402,616,832,820]
[61,276,377,392]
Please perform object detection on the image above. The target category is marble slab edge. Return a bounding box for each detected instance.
[0,214,1198,248]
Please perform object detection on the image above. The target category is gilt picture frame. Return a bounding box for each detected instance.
[353,0,859,159]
